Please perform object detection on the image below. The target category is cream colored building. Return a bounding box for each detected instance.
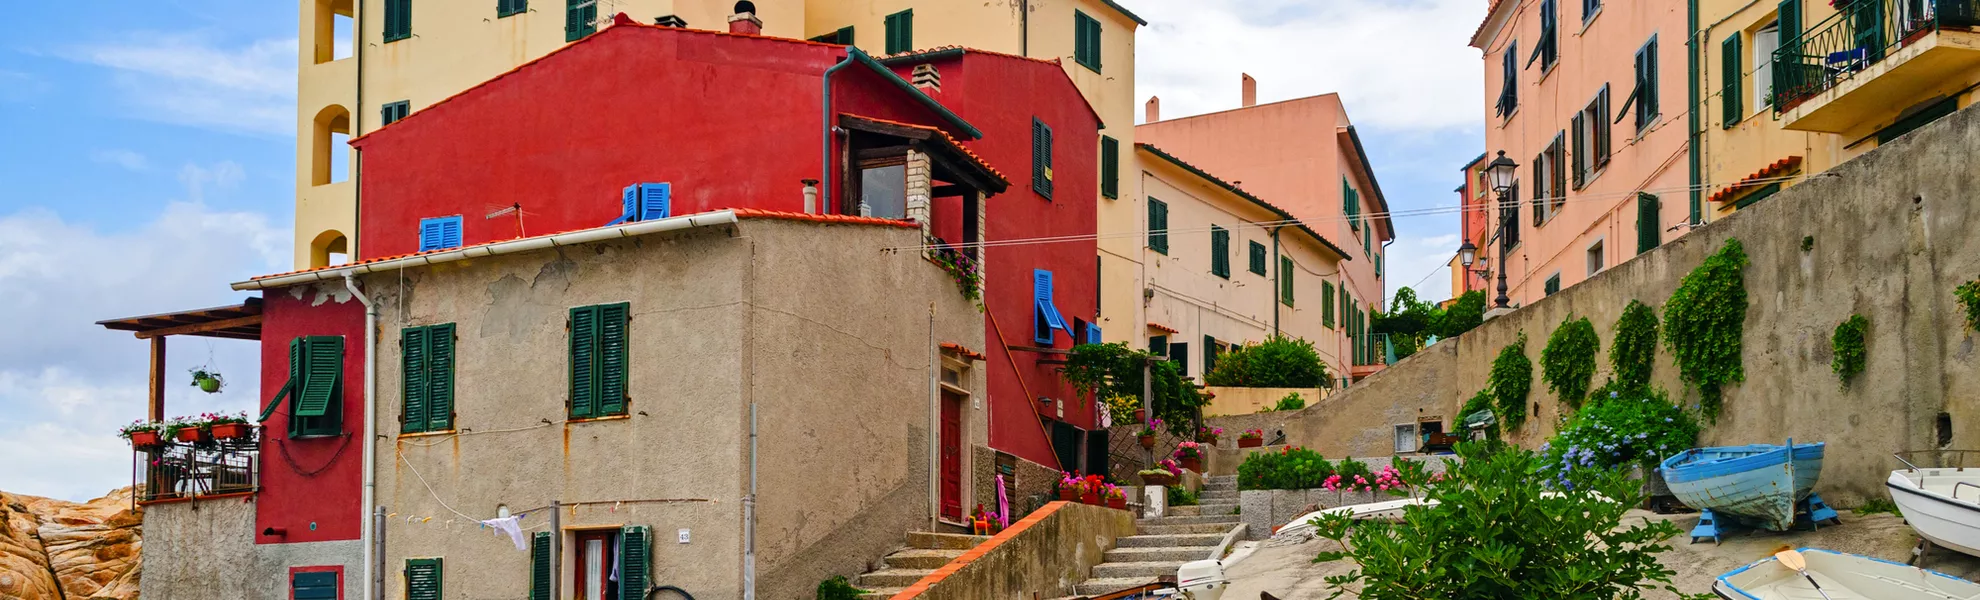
[295,0,1144,267]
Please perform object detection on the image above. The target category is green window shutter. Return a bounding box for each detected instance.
[1148,198,1168,254]
[1031,119,1054,199]
[1203,335,1219,375]
[1375,253,1383,278]
[385,0,412,42]
[1210,226,1230,278]
[1099,136,1118,199]
[1545,274,1562,296]
[499,0,527,18]
[529,532,552,600]
[619,526,650,598]
[1279,256,1295,306]
[1074,11,1102,72]
[405,558,441,600]
[426,324,456,431]
[1248,241,1267,275]
[1722,34,1743,128]
[566,0,597,42]
[569,306,599,419]
[401,327,428,433]
[1636,193,1661,254]
[295,337,344,417]
[597,303,630,416]
[885,10,913,54]
[1322,281,1335,327]
[1148,335,1168,356]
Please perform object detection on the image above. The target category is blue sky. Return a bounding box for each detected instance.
[0,0,1483,501]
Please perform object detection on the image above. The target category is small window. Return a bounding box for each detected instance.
[568,303,629,419]
[1248,241,1267,275]
[809,26,854,45]
[1497,41,1519,117]
[381,100,411,126]
[1279,256,1295,306]
[1571,86,1612,188]
[405,558,442,600]
[1544,273,1562,296]
[1344,178,1360,230]
[1031,118,1054,199]
[281,336,346,438]
[1170,341,1190,378]
[1636,193,1661,254]
[400,324,456,434]
[418,216,463,252]
[1583,0,1602,22]
[1721,33,1743,128]
[566,0,598,42]
[1073,10,1102,72]
[1203,335,1221,376]
[1099,136,1119,199]
[1532,134,1564,223]
[1148,335,1168,356]
[1628,36,1660,131]
[1587,240,1605,276]
[1394,424,1420,454]
[292,570,339,600]
[383,0,412,43]
[498,0,527,18]
[1147,198,1169,254]
[1533,0,1558,72]
[884,9,914,54]
[1210,225,1231,279]
[859,164,908,219]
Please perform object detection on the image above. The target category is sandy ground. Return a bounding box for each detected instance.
[1218,510,1980,599]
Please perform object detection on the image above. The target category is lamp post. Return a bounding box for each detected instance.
[1482,152,1519,309]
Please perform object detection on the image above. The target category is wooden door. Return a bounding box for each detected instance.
[940,390,964,521]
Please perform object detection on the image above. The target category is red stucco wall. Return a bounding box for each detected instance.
[256,290,367,544]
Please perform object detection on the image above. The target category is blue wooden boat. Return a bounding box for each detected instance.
[1660,440,1828,536]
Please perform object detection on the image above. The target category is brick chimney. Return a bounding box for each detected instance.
[1242,73,1257,108]
[1145,96,1160,123]
[911,64,941,93]
[728,7,762,35]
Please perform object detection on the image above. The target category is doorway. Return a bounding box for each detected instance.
[940,389,965,522]
[574,530,619,600]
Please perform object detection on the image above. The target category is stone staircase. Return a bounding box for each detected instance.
[854,531,990,599]
[1073,475,1242,596]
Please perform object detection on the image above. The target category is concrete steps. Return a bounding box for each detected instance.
[1071,476,1241,597]
[852,532,989,599]
[1164,503,1239,517]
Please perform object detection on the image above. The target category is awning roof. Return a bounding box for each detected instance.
[97,298,263,341]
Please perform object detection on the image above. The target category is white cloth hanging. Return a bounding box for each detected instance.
[482,515,527,551]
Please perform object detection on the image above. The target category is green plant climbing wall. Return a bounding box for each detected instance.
[1832,315,1868,387]
[1663,239,1749,421]
[1610,300,1660,389]
[1541,316,1599,409]
[1489,334,1533,430]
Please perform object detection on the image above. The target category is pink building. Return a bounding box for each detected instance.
[1471,0,1693,305]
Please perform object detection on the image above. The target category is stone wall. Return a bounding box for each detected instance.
[1235,456,1453,540]
[900,501,1135,600]
[3,488,141,600]
[1203,386,1327,417]
[1238,102,1980,505]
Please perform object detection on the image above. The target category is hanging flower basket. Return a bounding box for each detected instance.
[188,368,226,394]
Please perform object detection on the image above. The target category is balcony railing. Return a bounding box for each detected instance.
[1773,0,1980,110]
[134,438,259,504]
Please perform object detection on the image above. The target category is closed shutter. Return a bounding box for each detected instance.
[292,571,338,600]
[405,558,442,600]
[1210,226,1230,278]
[426,324,455,431]
[1031,119,1054,199]
[885,10,913,54]
[1074,11,1102,71]
[1322,281,1335,327]
[1279,256,1295,306]
[1636,193,1661,254]
[295,337,343,417]
[1149,335,1168,356]
[499,0,527,18]
[1722,34,1743,128]
[1644,38,1659,121]
[1345,180,1359,230]
[1148,198,1168,253]
[385,0,411,41]
[569,306,599,419]
[1551,137,1567,212]
[1204,335,1219,376]
[1532,153,1546,226]
[639,183,672,221]
[566,0,596,42]
[619,526,650,599]
[1099,136,1118,199]
[1571,111,1585,189]
[1248,241,1266,275]
[401,327,428,433]
[598,303,629,415]
[1594,86,1612,169]
[528,532,552,600]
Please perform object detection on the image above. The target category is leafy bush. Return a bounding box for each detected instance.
[1832,315,1869,387]
[1439,290,1487,338]
[1539,385,1699,489]
[1063,343,1205,435]
[1663,238,1749,421]
[816,576,868,600]
[1204,335,1330,388]
[1541,316,1600,408]
[1610,300,1660,389]
[1237,446,1336,491]
[1375,287,1445,359]
[1489,334,1533,430]
[1309,443,1695,600]
[1168,485,1200,507]
[1333,457,1372,488]
[1957,280,1980,333]
[1854,497,1901,516]
[1272,392,1306,411]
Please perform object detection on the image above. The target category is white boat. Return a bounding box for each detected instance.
[1713,548,1980,599]
[1888,464,1980,558]
[1270,497,1436,540]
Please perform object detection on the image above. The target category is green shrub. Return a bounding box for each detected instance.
[1832,315,1869,387]
[1168,485,1200,506]
[1237,446,1335,491]
[1489,334,1533,430]
[1273,392,1306,411]
[1439,290,1487,338]
[1854,497,1901,516]
[1610,301,1660,389]
[1064,343,1205,436]
[1539,385,1699,488]
[1663,238,1749,421]
[1204,335,1330,388]
[1958,280,1980,333]
[1333,457,1372,487]
[1541,316,1600,408]
[816,576,867,600]
[1309,443,1695,600]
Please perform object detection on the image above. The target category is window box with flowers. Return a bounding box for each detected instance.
[208,412,255,440]
[120,420,164,449]
[1196,426,1223,446]
[1238,428,1265,448]
[925,242,983,309]
[1057,472,1081,502]
[165,416,209,443]
[1173,441,1205,472]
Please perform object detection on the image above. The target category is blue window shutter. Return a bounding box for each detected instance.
[1086,323,1102,345]
[418,220,443,252]
[1033,269,1068,343]
[441,217,461,249]
[616,184,639,224]
[639,183,672,221]
[418,216,462,251]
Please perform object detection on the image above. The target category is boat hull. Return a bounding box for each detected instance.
[1712,547,1980,599]
[1661,443,1825,532]
[1887,469,1980,558]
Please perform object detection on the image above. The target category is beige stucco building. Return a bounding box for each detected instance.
[294,0,1143,268]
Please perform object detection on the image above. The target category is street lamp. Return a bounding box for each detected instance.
[1484,151,1518,309]
[1456,239,1477,269]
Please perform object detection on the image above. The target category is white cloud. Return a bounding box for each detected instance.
[60,35,297,136]
[1133,0,1485,131]
[1385,233,1460,304]
[91,149,153,172]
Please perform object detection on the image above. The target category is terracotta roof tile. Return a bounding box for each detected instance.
[940,342,987,361]
[1707,156,1802,204]
[840,114,1009,183]
[1147,322,1179,334]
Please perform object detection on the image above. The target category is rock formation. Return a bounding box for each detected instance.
[0,488,141,600]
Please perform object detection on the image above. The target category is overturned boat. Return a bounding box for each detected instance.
[1661,440,1835,540]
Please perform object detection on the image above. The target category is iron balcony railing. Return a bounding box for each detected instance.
[135,438,259,503]
[1773,0,1980,111]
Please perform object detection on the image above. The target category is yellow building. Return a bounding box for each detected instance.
[294,0,1144,268]
[1695,0,1980,216]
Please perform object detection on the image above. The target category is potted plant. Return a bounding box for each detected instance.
[1138,458,1182,486]
[1137,418,1163,449]
[164,416,208,443]
[1173,442,1204,473]
[1238,428,1265,448]
[188,368,226,394]
[209,411,254,440]
[1104,484,1127,510]
[1057,472,1080,502]
[1196,426,1224,445]
[120,420,164,449]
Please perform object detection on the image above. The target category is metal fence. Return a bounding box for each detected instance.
[135,439,259,502]
[1773,0,1980,110]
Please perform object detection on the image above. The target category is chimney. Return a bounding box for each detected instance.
[802,179,820,214]
[655,15,688,27]
[1242,73,1257,108]
[911,64,941,93]
[1145,96,1160,123]
[728,4,762,36]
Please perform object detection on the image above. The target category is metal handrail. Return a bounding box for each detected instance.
[1772,0,1980,111]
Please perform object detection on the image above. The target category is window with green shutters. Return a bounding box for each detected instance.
[1279,256,1295,306]
[271,336,345,438]
[1148,335,1168,356]
[1374,252,1383,278]
[1778,0,1802,104]
[618,526,650,598]
[405,558,441,600]
[382,100,411,126]
[1322,280,1336,327]
[569,303,630,420]
[1210,226,1231,279]
[1147,198,1168,254]
[384,0,412,42]
[1340,286,1350,331]
[528,532,552,600]
[1031,118,1054,199]
[1631,36,1660,131]
[809,26,854,45]
[1636,193,1661,254]
[566,0,598,42]
[1204,336,1220,375]
[400,324,456,434]
[1073,11,1102,72]
[1099,136,1119,199]
[1247,241,1266,275]
[1722,34,1742,128]
[1545,274,1562,296]
[885,9,914,54]
[498,0,527,18]
[1344,179,1360,230]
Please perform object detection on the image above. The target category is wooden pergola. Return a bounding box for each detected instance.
[97,298,263,421]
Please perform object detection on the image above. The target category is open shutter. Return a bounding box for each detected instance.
[1595,87,1612,168]
[426,324,455,431]
[1322,281,1335,327]
[1031,119,1054,199]
[1033,270,1068,342]
[639,183,672,221]
[1085,323,1102,345]
[619,526,650,599]
[1571,112,1586,188]
[618,184,639,224]
[1551,137,1567,211]
[405,558,441,600]
[1643,39,1659,121]
[1636,193,1661,254]
[295,337,343,417]
[401,327,429,433]
[569,306,599,419]
[597,303,630,415]
[1722,34,1743,128]
[1100,136,1118,199]
[529,532,552,600]
[1279,256,1295,305]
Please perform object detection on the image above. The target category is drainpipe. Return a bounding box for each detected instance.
[820,52,859,213]
[352,0,367,266]
[926,303,940,531]
[343,272,379,600]
[1687,0,1703,226]
[1020,0,1030,57]
[1270,227,1282,336]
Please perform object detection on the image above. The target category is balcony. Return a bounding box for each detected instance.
[1773,0,1980,133]
[134,437,259,505]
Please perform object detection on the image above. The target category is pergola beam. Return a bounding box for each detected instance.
[133,315,264,339]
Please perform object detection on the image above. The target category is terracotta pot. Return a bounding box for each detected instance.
[1239,437,1263,448]
[1080,491,1100,506]
[1138,434,1155,449]
[129,431,161,449]
[1140,472,1177,487]
[1107,496,1127,510]
[174,427,207,443]
[1179,455,1203,472]
[1197,435,1219,446]
[1132,409,1146,423]
[210,423,253,440]
[1059,488,1077,502]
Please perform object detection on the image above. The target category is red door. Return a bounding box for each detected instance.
[574,531,618,600]
[940,390,964,521]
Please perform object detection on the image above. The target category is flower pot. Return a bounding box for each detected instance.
[196,377,221,394]
[1058,488,1077,502]
[1080,491,1100,506]
[1132,409,1145,423]
[1178,455,1202,472]
[210,423,252,440]
[1138,434,1155,449]
[1140,472,1177,487]
[1197,435,1219,446]
[173,427,208,443]
[1239,437,1263,448]
[129,431,161,449]
[1107,496,1127,510]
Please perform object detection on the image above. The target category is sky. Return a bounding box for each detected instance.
[0,0,1484,502]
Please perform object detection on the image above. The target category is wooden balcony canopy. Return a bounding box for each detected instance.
[97,298,263,340]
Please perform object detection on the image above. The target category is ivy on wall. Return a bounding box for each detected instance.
[1831,315,1869,387]
[1663,239,1749,422]
[1959,280,1980,333]
[1063,343,1205,435]
[1489,333,1533,430]
[1541,316,1599,409]
[1610,300,1660,389]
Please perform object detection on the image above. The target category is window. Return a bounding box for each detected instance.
[1031,118,1054,199]
[1532,134,1564,223]
[1533,0,1559,72]
[1147,198,1169,254]
[405,558,441,600]
[1544,273,1562,296]
[382,100,411,126]
[1753,23,1780,110]
[1778,0,1803,102]
[1500,182,1521,249]
[400,324,456,434]
[1583,0,1602,21]
[1099,136,1119,199]
[566,0,598,42]
[568,303,629,419]
[1636,193,1661,254]
[499,0,526,18]
[1722,33,1743,128]
[1627,36,1660,131]
[292,570,338,600]
[542,527,648,600]
[1149,335,1168,356]
[1248,241,1267,275]
[1363,222,1372,254]
[1497,41,1519,117]
[809,26,854,45]
[1279,256,1295,306]
[1033,270,1068,345]
[418,216,463,252]
[1344,178,1360,230]
[1375,252,1383,278]
[1340,287,1352,331]
[1587,240,1605,275]
[383,0,411,42]
[274,336,346,438]
[1394,424,1420,454]
[616,182,673,224]
[1210,226,1231,279]
[1735,182,1782,209]
[1074,11,1103,72]
[1571,86,1611,188]
[1322,280,1336,328]
[1170,341,1190,378]
[884,9,914,54]
[859,164,907,219]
